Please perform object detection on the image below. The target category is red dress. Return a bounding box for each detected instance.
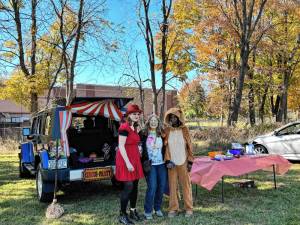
[115,122,144,181]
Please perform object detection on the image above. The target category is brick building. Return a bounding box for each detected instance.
[0,100,30,125]
[39,84,178,117]
[0,100,30,139]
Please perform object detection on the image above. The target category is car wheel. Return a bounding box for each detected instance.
[36,164,54,202]
[254,145,268,154]
[19,153,31,178]
[111,176,123,189]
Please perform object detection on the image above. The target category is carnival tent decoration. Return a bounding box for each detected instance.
[59,110,72,157]
[58,100,123,157]
[66,101,123,121]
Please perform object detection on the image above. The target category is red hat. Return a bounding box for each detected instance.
[126,104,142,115]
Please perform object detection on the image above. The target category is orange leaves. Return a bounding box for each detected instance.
[178,78,206,118]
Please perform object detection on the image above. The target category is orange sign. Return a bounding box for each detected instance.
[83,167,112,182]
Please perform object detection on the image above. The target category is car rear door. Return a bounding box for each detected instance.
[276,123,300,159]
[285,123,300,158]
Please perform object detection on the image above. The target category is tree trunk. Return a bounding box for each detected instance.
[160,0,172,119]
[271,95,281,116]
[259,83,269,123]
[228,44,249,126]
[66,0,84,105]
[277,70,289,123]
[226,0,267,126]
[152,91,158,114]
[11,0,38,112]
[140,0,158,114]
[220,104,224,127]
[248,49,256,126]
[248,71,256,126]
[30,0,38,112]
[139,88,145,123]
[30,92,38,113]
[135,51,145,122]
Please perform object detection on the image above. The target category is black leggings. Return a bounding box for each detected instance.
[120,180,139,214]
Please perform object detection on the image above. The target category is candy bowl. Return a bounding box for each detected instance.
[208,151,223,159]
[214,154,225,161]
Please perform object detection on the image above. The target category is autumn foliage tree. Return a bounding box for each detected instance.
[169,0,300,124]
[178,79,205,119]
[0,0,116,109]
[0,0,39,112]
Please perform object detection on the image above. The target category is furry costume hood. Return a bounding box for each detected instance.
[164,107,185,127]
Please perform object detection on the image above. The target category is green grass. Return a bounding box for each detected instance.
[1,151,300,225]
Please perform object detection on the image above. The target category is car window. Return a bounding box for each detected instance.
[44,115,51,136]
[294,124,300,134]
[72,117,85,129]
[71,117,95,129]
[278,123,300,135]
[38,115,45,135]
[31,117,38,134]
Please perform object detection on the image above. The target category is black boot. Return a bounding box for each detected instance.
[129,209,143,222]
[119,212,134,225]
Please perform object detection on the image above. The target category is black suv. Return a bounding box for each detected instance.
[19,97,131,202]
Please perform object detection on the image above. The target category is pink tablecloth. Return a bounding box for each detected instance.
[190,154,291,191]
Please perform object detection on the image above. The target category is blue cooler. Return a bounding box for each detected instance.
[40,150,49,169]
[21,142,34,163]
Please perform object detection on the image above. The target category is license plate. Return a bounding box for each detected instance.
[83,167,112,182]
[48,159,67,169]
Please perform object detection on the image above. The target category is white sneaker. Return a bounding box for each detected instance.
[155,210,164,217]
[185,210,193,217]
[168,211,177,218]
[144,212,153,220]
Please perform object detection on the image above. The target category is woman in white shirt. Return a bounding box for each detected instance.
[139,114,167,220]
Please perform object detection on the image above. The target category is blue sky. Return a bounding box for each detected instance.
[0,0,196,91]
[75,0,195,91]
[75,0,150,85]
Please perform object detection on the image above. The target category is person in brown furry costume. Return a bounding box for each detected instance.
[163,108,194,218]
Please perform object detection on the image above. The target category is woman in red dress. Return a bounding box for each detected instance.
[115,104,144,225]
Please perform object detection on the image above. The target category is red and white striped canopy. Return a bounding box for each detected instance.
[66,101,123,121]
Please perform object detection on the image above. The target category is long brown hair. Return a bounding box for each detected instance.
[125,114,139,131]
[142,114,163,137]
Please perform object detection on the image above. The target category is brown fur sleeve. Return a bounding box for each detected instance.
[183,126,194,161]
[163,128,171,161]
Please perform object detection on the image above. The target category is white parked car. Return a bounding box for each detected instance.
[251,121,300,160]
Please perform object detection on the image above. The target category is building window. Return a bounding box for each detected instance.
[11,117,21,123]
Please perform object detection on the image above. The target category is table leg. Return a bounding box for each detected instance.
[273,165,277,189]
[221,176,224,203]
[193,184,198,199]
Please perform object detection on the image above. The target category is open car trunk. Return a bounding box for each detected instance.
[55,97,133,169]
[67,115,119,169]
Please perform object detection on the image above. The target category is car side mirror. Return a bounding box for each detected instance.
[22,127,34,140]
[22,127,31,136]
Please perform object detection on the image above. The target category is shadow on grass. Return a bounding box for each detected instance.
[0,154,36,188]
[59,181,121,203]
[1,153,300,225]
[192,166,300,225]
[0,155,19,184]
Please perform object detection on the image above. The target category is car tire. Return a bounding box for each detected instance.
[254,145,268,154]
[111,176,123,189]
[36,164,54,202]
[19,153,31,178]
